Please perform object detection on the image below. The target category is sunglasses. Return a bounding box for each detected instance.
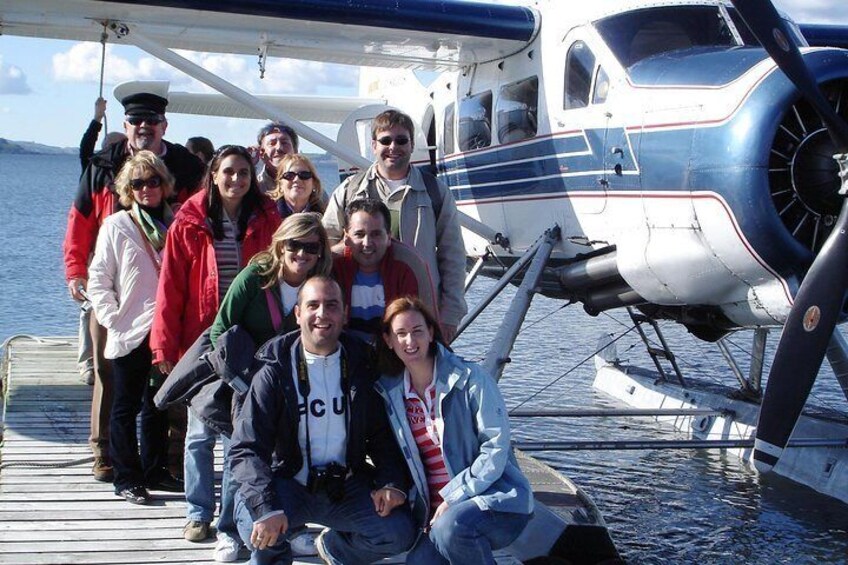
[285,239,322,255]
[375,135,410,146]
[126,115,164,126]
[130,176,162,190]
[281,170,314,181]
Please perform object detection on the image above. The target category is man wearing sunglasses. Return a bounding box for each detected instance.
[63,86,205,483]
[323,110,467,343]
[255,122,299,193]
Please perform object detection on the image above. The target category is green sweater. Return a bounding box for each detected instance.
[210,263,297,348]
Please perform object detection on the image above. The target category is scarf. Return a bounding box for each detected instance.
[131,201,174,252]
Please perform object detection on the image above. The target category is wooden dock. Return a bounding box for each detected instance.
[0,336,272,564]
[1,336,615,564]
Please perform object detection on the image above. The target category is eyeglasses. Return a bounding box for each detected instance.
[375,135,410,146]
[281,170,314,181]
[284,239,322,255]
[126,115,164,126]
[130,176,162,190]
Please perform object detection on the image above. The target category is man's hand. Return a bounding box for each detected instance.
[68,278,87,302]
[94,97,107,122]
[428,500,449,530]
[441,323,457,344]
[156,360,175,375]
[371,487,405,517]
[251,514,288,550]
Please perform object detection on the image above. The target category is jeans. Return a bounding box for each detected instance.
[184,410,218,523]
[109,338,168,491]
[406,500,531,565]
[183,411,240,540]
[235,475,415,565]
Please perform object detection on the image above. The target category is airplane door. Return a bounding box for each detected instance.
[553,37,614,216]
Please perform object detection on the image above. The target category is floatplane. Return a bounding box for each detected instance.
[2,0,848,559]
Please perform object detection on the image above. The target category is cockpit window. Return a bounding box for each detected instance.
[596,6,738,68]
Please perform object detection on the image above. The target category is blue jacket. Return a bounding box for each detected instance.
[376,344,533,528]
[230,331,411,521]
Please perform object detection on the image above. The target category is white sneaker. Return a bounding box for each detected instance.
[213,532,242,563]
[289,530,317,557]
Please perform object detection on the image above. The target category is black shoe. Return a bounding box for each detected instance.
[148,473,184,493]
[117,485,151,505]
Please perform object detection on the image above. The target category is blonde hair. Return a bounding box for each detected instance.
[114,150,175,208]
[251,212,332,288]
[268,154,325,214]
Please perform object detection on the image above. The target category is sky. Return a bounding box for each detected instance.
[0,0,846,151]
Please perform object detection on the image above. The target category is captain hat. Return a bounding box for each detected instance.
[114,81,170,117]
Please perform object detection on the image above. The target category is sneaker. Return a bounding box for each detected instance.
[183,520,211,542]
[92,457,113,482]
[315,529,340,565]
[289,530,317,557]
[117,485,151,505]
[213,532,242,563]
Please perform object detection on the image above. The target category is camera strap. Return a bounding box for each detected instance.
[296,342,349,470]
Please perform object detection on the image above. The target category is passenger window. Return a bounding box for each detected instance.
[458,91,493,151]
[443,103,455,155]
[564,41,595,110]
[497,76,539,144]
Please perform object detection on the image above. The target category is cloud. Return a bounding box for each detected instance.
[51,42,357,96]
[0,56,32,95]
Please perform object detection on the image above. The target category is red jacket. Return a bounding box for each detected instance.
[63,140,205,281]
[332,239,440,325]
[150,190,281,364]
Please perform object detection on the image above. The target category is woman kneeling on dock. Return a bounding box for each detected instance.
[87,151,178,505]
[375,297,534,564]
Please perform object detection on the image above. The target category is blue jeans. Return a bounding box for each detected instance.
[406,500,531,565]
[184,411,239,539]
[235,475,415,565]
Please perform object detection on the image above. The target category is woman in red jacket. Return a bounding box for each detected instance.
[150,144,280,560]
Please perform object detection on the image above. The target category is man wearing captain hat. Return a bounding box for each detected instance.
[63,81,205,485]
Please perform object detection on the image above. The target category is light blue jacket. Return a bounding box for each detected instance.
[375,344,534,528]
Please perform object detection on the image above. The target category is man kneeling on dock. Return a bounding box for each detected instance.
[229,276,415,564]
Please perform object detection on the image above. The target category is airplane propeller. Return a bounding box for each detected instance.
[729,0,848,472]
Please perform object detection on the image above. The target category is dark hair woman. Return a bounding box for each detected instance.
[149,144,281,558]
[375,297,534,564]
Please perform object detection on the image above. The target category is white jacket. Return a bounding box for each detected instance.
[88,211,161,359]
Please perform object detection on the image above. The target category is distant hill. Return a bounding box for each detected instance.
[0,138,76,155]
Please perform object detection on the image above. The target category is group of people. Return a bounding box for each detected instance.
[65,87,533,564]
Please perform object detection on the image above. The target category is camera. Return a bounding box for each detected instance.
[307,463,347,502]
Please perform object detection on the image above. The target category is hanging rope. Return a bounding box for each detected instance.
[98,23,109,134]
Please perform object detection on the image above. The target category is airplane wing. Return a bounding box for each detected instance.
[1,0,538,71]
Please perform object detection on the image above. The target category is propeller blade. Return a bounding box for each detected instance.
[729,0,848,471]
[730,0,848,152]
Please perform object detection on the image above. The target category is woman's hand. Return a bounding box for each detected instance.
[429,501,449,530]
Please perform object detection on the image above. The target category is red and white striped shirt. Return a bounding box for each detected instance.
[403,370,449,514]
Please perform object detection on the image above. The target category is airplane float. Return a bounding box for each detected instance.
[3,0,847,521]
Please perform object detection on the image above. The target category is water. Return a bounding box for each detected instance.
[2,153,847,563]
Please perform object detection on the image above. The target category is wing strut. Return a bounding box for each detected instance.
[115,23,371,168]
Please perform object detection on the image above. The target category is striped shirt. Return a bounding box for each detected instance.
[349,271,385,335]
[213,214,242,299]
[403,370,449,513]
